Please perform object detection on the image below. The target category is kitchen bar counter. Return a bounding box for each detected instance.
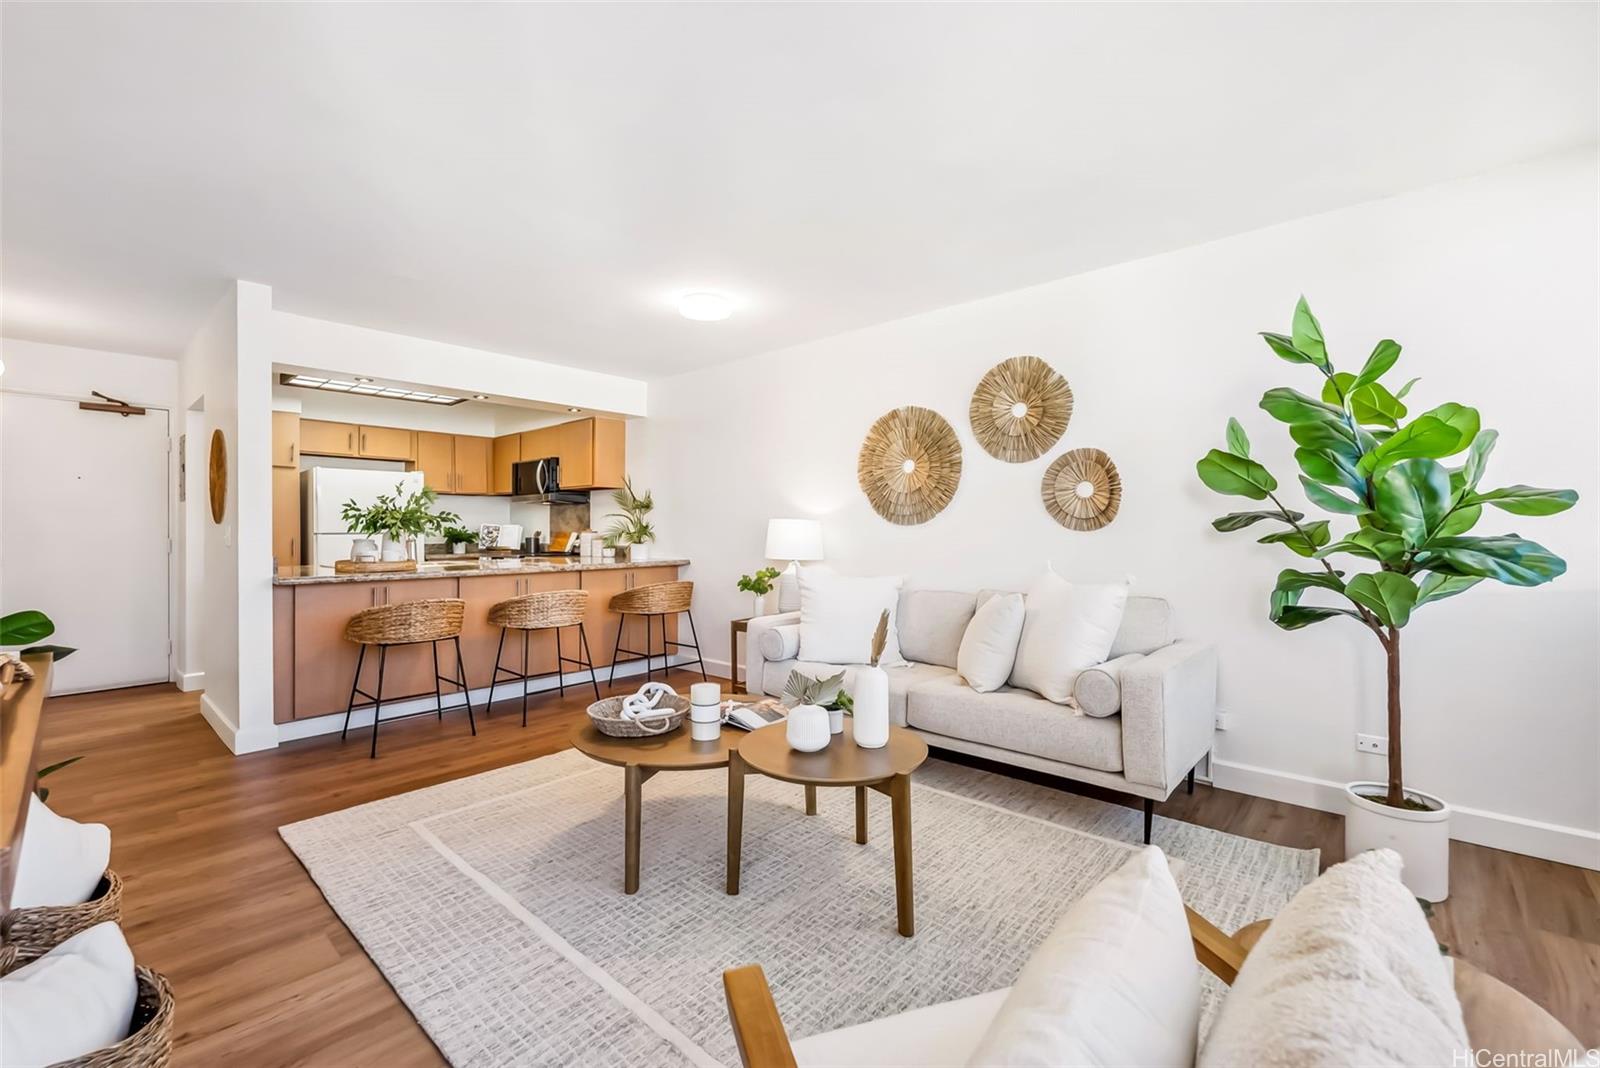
[273,556,690,586]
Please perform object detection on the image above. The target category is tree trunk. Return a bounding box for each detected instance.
[1385,628,1404,807]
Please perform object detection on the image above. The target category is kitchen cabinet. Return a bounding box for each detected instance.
[300,419,358,457]
[491,434,520,495]
[518,417,626,490]
[519,425,557,465]
[416,432,493,494]
[458,572,581,710]
[358,424,414,461]
[271,411,300,468]
[272,466,300,567]
[416,432,455,494]
[453,435,491,494]
[579,567,679,668]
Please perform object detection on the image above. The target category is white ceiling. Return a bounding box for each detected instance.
[3,3,1595,378]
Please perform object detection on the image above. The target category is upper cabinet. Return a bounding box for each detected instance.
[271,411,300,468]
[519,417,626,489]
[300,419,358,457]
[453,435,491,494]
[416,431,492,495]
[491,434,520,494]
[358,425,414,461]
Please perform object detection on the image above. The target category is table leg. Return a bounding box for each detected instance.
[726,752,745,895]
[890,773,913,937]
[624,764,643,895]
[855,786,868,844]
[804,784,817,816]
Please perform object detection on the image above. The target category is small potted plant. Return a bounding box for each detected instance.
[342,483,461,562]
[736,567,782,617]
[603,479,656,562]
[442,526,476,555]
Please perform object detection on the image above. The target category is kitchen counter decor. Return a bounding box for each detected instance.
[274,556,690,585]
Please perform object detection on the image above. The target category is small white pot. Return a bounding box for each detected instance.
[786,704,831,753]
[380,536,409,562]
[630,542,651,563]
[451,543,468,555]
[350,538,379,563]
[852,665,890,749]
[1344,781,1451,902]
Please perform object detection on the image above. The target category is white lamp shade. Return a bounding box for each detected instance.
[765,518,824,561]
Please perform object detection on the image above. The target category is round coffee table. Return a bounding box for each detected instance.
[728,720,929,936]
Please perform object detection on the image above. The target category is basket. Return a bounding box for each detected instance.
[0,944,174,1068]
[1,870,123,955]
[586,693,690,737]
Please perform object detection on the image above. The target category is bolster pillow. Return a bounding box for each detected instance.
[758,624,801,662]
[1072,653,1146,717]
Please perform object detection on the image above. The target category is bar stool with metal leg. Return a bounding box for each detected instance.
[607,580,707,685]
[486,588,601,725]
[341,597,476,758]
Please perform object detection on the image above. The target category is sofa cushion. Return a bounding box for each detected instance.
[798,567,906,666]
[1007,568,1130,703]
[956,592,1025,693]
[793,988,1010,1068]
[906,675,1124,772]
[761,660,955,727]
[757,623,800,662]
[1072,652,1144,718]
[979,590,1171,659]
[896,589,977,668]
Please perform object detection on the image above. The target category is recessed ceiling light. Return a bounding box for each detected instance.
[567,406,582,413]
[472,394,488,400]
[354,376,374,384]
[677,291,734,322]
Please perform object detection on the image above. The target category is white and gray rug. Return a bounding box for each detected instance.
[281,750,1318,1067]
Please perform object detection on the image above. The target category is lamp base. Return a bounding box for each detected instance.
[777,560,802,612]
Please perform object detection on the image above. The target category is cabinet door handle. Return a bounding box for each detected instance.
[360,430,367,453]
[289,443,296,464]
[290,537,296,562]
[348,431,354,451]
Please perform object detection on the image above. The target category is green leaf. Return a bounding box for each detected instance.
[1346,572,1419,628]
[1261,332,1315,366]
[1352,339,1401,391]
[1465,485,1579,517]
[1421,403,1480,453]
[1295,447,1364,493]
[1395,377,1420,400]
[1212,509,1304,532]
[1290,297,1330,369]
[1434,504,1480,539]
[36,755,83,780]
[1196,450,1278,500]
[0,610,55,646]
[1260,388,1345,426]
[1373,459,1453,547]
[1459,429,1498,493]
[1289,419,1359,456]
[1258,519,1331,557]
[1362,416,1463,475]
[1270,568,1348,623]
[1418,536,1567,587]
[1416,573,1482,608]
[1299,475,1368,515]
[1349,383,1408,428]
[19,644,76,662]
[1317,527,1408,565]
[1225,417,1250,459]
[1272,605,1358,630]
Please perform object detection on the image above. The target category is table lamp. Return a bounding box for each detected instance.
[765,518,824,612]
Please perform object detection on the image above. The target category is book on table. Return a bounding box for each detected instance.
[723,698,786,731]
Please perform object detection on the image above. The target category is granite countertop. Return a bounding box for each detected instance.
[273,557,689,586]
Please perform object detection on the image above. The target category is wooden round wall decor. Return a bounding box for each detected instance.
[969,355,1073,462]
[207,429,228,524]
[1042,447,1121,531]
[858,406,962,525]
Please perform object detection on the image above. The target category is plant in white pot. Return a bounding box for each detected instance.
[1197,298,1576,901]
[603,479,656,562]
[736,567,782,617]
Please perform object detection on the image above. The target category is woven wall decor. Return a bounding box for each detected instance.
[969,355,1073,462]
[858,406,963,525]
[207,429,228,524]
[1042,447,1121,531]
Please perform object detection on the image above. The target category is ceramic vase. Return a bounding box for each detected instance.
[380,535,408,562]
[351,538,379,563]
[451,543,468,555]
[786,703,830,752]
[853,665,889,748]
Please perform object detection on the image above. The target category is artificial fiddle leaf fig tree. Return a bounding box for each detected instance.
[1198,298,1577,811]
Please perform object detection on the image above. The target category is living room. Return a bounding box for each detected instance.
[1,4,1595,1066]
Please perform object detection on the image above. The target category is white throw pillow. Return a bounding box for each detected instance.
[0,921,138,1067]
[12,794,111,908]
[966,845,1200,1067]
[1199,849,1469,1068]
[797,567,905,666]
[1008,567,1130,704]
[956,592,1025,693]
[757,623,801,662]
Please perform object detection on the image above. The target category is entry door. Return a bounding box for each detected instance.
[0,393,170,693]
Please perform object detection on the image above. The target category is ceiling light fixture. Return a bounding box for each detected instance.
[567,406,582,413]
[472,394,488,400]
[677,291,734,322]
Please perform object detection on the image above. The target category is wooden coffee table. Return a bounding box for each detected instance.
[727,720,929,936]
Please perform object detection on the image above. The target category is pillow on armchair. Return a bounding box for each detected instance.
[798,567,906,666]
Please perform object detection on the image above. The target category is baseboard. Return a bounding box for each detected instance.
[176,670,205,692]
[198,693,278,755]
[1212,758,1600,871]
[275,655,703,744]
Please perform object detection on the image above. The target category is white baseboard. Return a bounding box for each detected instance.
[175,670,205,692]
[198,693,278,755]
[1212,758,1600,871]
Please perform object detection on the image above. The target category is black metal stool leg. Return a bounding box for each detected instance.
[432,641,444,720]
[555,627,566,697]
[521,629,530,727]
[608,617,624,686]
[685,610,707,681]
[342,644,366,741]
[370,647,387,759]
[487,626,506,716]
[580,625,601,701]
[454,636,476,736]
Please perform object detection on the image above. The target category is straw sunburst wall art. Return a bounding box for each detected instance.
[969,355,1073,462]
[858,406,963,525]
[1042,447,1121,531]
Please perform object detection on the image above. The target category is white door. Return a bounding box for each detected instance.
[0,393,170,693]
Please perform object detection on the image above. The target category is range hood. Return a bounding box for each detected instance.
[511,490,590,504]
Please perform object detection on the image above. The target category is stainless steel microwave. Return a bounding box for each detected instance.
[511,457,588,503]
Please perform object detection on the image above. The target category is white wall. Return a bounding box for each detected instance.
[632,149,1600,866]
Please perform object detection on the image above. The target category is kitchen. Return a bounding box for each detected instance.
[269,371,688,738]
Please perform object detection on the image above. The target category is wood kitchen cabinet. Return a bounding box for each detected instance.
[415,432,455,494]
[357,424,414,461]
[519,425,557,465]
[579,567,679,669]
[271,411,300,468]
[518,418,626,490]
[272,467,300,568]
[457,572,581,709]
[491,434,520,494]
[300,419,358,457]
[452,435,491,494]
[415,432,493,494]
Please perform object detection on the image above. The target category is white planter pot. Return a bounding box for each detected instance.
[630,543,651,563]
[853,666,890,749]
[1344,781,1451,902]
[786,704,830,753]
[380,536,409,562]
[451,543,468,555]
[350,538,379,563]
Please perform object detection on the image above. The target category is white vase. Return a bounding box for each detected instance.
[1343,781,1451,902]
[630,542,651,563]
[752,592,765,617]
[451,543,467,555]
[786,704,831,752]
[380,536,408,562]
[853,665,889,748]
[350,538,379,563]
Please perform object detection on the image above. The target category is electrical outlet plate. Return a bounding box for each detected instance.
[1214,711,1234,731]
[1356,733,1389,755]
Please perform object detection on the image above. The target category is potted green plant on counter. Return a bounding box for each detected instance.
[442,526,477,556]
[603,478,656,562]
[1196,297,1576,901]
[737,567,782,616]
[341,483,462,562]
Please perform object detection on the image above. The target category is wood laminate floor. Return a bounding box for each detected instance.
[33,676,1598,1064]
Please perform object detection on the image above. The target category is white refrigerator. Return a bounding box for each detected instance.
[301,468,425,571]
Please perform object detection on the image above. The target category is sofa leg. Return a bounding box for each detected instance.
[1143,798,1154,844]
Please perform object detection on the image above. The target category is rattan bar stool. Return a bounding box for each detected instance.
[608,580,707,685]
[486,588,601,725]
[341,597,476,758]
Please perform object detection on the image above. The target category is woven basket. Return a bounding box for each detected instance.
[2,869,123,955]
[587,693,690,737]
[0,945,173,1068]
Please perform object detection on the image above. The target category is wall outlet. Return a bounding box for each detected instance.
[1356,733,1389,755]
[1214,711,1234,731]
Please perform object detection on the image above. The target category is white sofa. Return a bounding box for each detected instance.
[745,589,1216,841]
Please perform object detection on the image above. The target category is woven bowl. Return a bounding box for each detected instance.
[0,945,173,1068]
[587,694,690,738]
[2,869,123,956]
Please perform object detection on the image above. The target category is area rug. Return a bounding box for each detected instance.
[281,750,1318,1067]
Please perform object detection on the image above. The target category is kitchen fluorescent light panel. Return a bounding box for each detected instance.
[279,374,466,405]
